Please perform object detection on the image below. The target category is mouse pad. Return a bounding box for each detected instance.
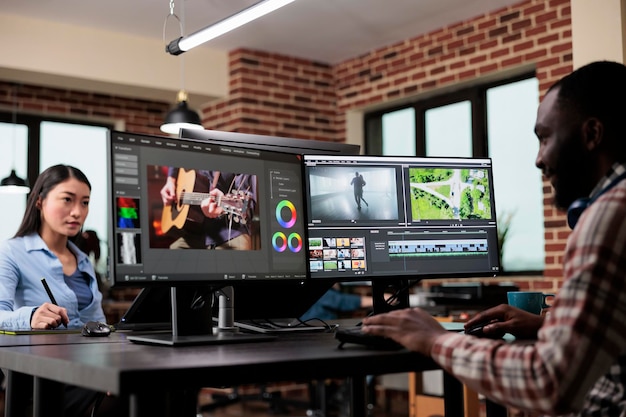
[441,322,465,332]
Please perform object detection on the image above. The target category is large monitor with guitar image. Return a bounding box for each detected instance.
[107,130,309,345]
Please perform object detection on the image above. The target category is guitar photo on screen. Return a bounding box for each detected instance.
[146,165,260,251]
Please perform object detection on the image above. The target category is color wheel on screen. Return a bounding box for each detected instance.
[271,232,302,253]
[272,200,301,253]
[275,200,296,228]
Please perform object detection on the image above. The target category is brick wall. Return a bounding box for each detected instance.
[202,0,572,291]
[201,49,340,142]
[0,0,573,291]
[0,81,168,136]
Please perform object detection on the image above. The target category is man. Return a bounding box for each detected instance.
[350,171,368,209]
[362,61,626,416]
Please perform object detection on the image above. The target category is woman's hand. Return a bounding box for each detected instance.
[31,302,69,329]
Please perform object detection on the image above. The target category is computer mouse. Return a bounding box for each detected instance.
[464,322,504,339]
[82,321,112,337]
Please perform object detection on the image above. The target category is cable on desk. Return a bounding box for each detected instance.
[292,317,336,331]
[90,392,106,417]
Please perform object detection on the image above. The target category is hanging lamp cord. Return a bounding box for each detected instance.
[162,0,187,101]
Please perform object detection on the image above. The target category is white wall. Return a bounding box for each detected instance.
[571,0,626,68]
[0,13,229,108]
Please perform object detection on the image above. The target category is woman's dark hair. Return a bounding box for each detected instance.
[14,164,91,238]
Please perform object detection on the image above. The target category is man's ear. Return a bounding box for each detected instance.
[583,117,603,151]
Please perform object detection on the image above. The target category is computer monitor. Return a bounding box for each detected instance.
[107,130,309,345]
[303,154,501,313]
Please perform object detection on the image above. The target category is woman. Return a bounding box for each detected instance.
[0,164,106,329]
[0,164,122,416]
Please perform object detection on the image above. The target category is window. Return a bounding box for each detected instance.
[0,114,111,275]
[0,121,28,240]
[382,108,416,155]
[364,73,544,273]
[486,78,543,271]
[425,101,472,157]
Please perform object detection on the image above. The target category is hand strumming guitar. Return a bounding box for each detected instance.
[202,188,225,218]
[161,176,177,206]
[162,174,224,219]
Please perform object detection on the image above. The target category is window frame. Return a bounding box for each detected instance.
[0,112,113,186]
[364,71,535,157]
[363,71,543,275]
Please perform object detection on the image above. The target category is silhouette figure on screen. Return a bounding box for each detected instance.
[350,172,368,210]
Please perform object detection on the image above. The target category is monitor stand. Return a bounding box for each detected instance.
[127,286,275,346]
[371,278,411,315]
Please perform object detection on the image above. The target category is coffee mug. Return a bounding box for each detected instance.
[507,291,554,315]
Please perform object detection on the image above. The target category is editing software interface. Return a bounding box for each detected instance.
[303,155,501,280]
[107,131,307,286]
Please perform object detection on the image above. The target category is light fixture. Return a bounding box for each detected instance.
[160,90,203,135]
[166,0,296,55]
[0,84,29,195]
[161,0,204,135]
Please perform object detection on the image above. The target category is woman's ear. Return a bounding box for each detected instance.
[583,117,603,151]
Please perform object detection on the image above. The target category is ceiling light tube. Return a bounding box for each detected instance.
[166,0,296,55]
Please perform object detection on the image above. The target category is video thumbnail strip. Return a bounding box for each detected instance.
[308,236,367,273]
[389,238,488,258]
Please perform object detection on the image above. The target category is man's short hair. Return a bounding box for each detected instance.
[550,61,626,147]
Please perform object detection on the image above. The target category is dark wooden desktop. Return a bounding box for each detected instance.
[0,327,481,417]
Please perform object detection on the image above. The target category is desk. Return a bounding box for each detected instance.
[0,329,481,417]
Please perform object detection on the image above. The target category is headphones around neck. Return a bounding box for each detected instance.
[567,171,626,229]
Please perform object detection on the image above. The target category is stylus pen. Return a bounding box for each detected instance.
[40,277,67,328]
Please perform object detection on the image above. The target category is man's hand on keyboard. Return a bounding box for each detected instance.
[361,307,447,355]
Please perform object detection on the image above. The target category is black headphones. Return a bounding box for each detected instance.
[567,171,626,229]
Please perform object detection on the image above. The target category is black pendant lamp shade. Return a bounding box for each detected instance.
[0,169,30,194]
[160,90,203,135]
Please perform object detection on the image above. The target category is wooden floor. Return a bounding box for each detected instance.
[199,402,408,417]
[197,384,410,417]
[0,385,410,417]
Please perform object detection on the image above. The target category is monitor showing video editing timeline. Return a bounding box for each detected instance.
[303,155,501,284]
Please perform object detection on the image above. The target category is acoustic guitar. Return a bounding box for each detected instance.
[161,168,251,235]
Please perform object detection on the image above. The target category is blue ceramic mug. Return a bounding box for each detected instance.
[507,291,554,315]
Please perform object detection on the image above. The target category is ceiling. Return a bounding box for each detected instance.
[3,0,522,64]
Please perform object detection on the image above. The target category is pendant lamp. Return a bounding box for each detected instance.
[160,90,203,135]
[0,84,29,194]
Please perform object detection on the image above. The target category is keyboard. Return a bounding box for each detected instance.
[334,326,403,350]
